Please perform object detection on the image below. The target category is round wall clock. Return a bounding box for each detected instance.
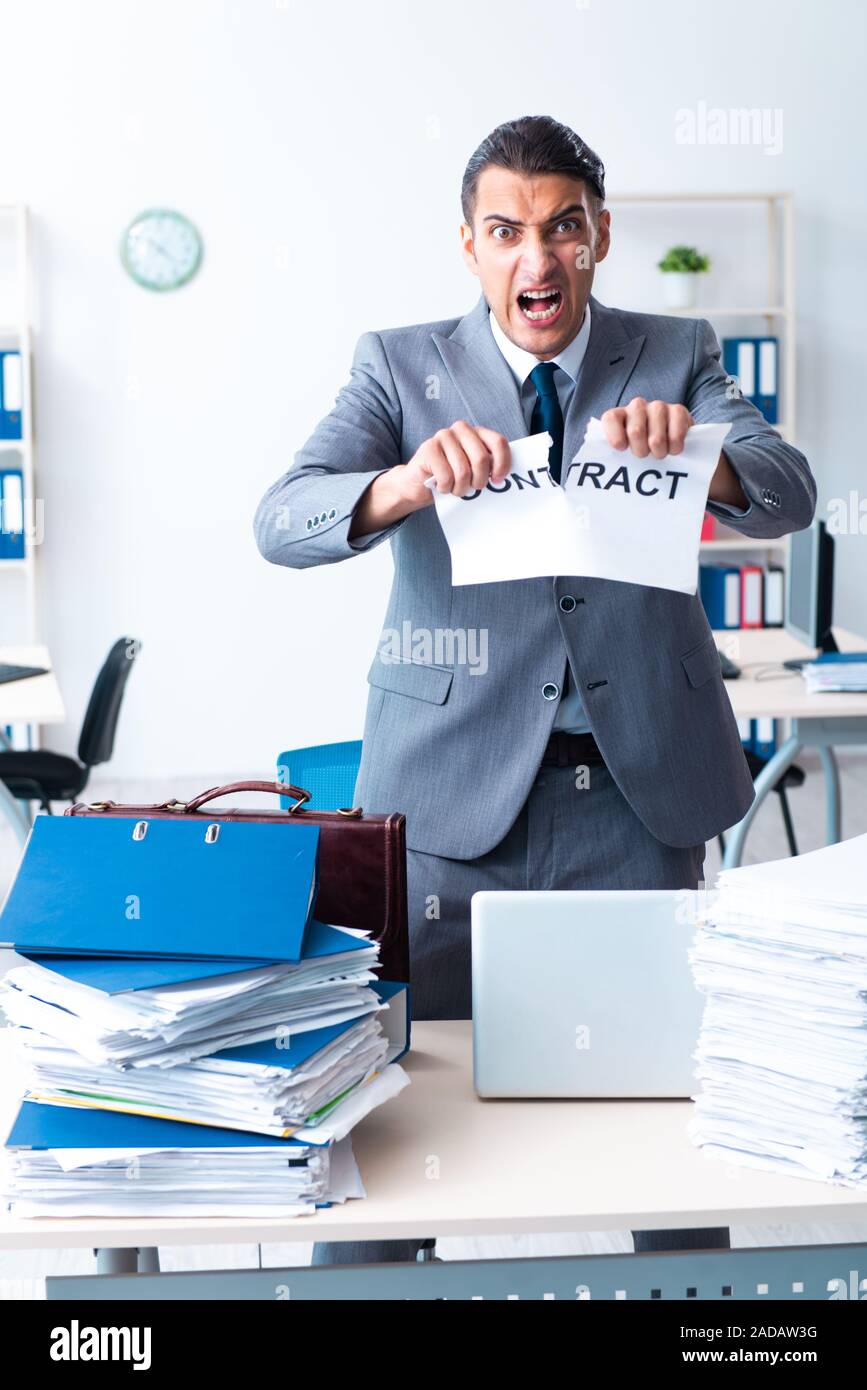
[120,208,203,291]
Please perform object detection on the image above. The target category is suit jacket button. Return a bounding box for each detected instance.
[542,683,560,700]
[559,595,577,613]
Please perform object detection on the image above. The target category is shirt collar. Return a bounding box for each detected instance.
[488,300,592,389]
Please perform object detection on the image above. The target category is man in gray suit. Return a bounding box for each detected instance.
[255,116,816,1265]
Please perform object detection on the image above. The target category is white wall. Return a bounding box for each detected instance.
[0,0,865,782]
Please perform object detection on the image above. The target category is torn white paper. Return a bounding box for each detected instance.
[432,419,731,593]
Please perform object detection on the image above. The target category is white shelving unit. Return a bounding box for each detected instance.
[700,535,788,555]
[0,205,37,646]
[605,191,795,441]
[604,191,795,572]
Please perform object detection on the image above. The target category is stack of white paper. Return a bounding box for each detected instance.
[803,661,867,694]
[3,1131,365,1218]
[2,920,412,1215]
[0,941,383,1068]
[15,1013,395,1138]
[688,832,867,1187]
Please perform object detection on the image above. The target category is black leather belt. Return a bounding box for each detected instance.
[541,730,605,768]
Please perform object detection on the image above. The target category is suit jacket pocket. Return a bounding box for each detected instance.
[367,655,454,704]
[680,634,721,689]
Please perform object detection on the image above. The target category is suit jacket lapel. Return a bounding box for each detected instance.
[431,292,647,469]
[431,294,528,443]
[561,296,647,477]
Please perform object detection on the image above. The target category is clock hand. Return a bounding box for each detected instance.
[144,238,175,265]
[130,231,175,266]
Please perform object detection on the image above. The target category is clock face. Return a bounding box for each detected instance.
[120,209,203,291]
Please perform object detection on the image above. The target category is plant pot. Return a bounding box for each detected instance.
[662,271,700,309]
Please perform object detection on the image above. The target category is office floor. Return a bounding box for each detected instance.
[2,755,867,1296]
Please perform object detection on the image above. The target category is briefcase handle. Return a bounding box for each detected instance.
[184,780,311,814]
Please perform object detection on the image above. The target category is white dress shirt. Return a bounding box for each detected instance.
[489,304,593,734]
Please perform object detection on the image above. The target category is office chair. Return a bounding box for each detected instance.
[718,749,806,859]
[276,738,363,811]
[0,636,141,814]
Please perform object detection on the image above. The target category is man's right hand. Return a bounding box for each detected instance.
[349,421,511,540]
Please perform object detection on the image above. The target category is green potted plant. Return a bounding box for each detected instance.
[657,245,711,309]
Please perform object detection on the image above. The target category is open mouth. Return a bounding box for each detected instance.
[517,287,563,324]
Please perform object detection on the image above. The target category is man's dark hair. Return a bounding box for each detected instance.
[461,115,606,226]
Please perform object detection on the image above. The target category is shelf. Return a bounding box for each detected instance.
[701,537,788,552]
[602,188,796,477]
[603,190,796,610]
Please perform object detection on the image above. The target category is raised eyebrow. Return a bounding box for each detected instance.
[546,205,585,225]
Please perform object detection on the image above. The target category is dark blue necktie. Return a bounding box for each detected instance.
[529,362,564,485]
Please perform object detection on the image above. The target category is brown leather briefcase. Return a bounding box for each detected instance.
[66,780,410,984]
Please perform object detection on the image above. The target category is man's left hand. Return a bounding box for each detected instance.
[600,397,748,508]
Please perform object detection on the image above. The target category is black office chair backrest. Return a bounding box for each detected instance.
[77,637,141,769]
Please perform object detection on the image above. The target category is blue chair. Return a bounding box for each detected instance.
[276,740,363,812]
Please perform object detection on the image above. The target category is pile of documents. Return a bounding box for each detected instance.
[0,920,385,1068]
[803,656,867,694]
[688,832,867,1188]
[4,953,407,1138]
[4,1100,365,1218]
[1,815,410,1216]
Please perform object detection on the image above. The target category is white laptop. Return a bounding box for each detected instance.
[471,889,709,1098]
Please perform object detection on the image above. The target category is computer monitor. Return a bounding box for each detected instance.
[784,519,838,665]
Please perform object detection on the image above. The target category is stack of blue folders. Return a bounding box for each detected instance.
[1,815,409,1217]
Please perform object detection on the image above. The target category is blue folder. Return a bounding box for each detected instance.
[373,979,411,1062]
[722,337,778,424]
[17,1016,376,1131]
[213,1014,370,1067]
[0,815,319,962]
[0,351,22,440]
[5,1099,319,1150]
[20,919,373,992]
[699,563,740,629]
[810,651,867,664]
[0,467,25,559]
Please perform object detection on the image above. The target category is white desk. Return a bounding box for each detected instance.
[714,625,867,867]
[0,644,64,845]
[4,1021,867,1291]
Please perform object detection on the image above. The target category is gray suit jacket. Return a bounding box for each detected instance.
[254,293,816,858]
